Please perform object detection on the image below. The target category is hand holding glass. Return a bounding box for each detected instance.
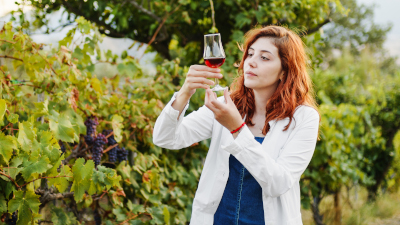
[203,33,227,92]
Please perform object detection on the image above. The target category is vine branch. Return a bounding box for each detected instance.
[103,143,119,154]
[138,4,181,60]
[209,0,216,29]
[0,55,23,61]
[0,171,21,189]
[0,39,16,44]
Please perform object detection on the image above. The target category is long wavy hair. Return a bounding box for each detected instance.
[230,25,319,135]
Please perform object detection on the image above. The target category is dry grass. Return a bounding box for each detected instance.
[301,186,400,225]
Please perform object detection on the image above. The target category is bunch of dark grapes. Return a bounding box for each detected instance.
[102,130,118,163]
[94,209,101,225]
[117,147,128,162]
[84,117,98,145]
[92,133,108,167]
[6,212,17,225]
[58,140,66,154]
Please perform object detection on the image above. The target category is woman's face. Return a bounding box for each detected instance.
[243,37,284,91]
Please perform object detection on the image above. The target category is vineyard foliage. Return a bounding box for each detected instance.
[0,18,207,224]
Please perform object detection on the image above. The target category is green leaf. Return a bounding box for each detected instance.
[51,206,77,225]
[90,165,121,193]
[0,99,6,121]
[21,156,50,180]
[70,158,94,202]
[34,99,49,118]
[3,156,23,180]
[163,206,170,225]
[112,115,124,143]
[0,133,17,163]
[49,114,77,143]
[8,190,40,225]
[112,208,127,221]
[47,156,73,193]
[91,77,103,95]
[6,113,19,123]
[0,195,7,213]
[17,121,35,152]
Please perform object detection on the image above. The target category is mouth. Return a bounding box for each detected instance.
[245,71,257,76]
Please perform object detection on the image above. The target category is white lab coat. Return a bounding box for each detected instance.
[153,92,320,225]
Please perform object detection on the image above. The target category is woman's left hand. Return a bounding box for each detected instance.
[205,88,244,132]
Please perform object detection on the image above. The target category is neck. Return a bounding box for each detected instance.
[253,83,279,116]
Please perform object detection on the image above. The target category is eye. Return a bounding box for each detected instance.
[261,56,270,60]
[247,53,253,57]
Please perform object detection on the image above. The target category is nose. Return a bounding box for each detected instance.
[247,56,256,68]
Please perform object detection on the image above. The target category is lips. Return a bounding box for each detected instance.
[245,71,257,76]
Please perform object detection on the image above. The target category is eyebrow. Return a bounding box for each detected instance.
[249,47,275,57]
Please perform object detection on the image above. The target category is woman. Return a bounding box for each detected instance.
[153,25,320,225]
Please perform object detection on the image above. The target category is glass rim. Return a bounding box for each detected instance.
[204,33,220,36]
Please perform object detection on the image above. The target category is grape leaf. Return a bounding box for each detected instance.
[70,158,94,202]
[3,156,23,180]
[91,77,103,94]
[163,206,170,225]
[8,190,40,225]
[0,99,6,121]
[90,165,121,193]
[0,195,7,213]
[0,133,17,163]
[6,113,19,123]
[34,99,49,118]
[21,156,50,180]
[47,156,73,193]
[18,121,35,152]
[51,206,77,225]
[49,113,77,143]
[37,130,60,164]
[112,115,124,143]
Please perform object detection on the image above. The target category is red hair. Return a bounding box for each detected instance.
[230,25,319,135]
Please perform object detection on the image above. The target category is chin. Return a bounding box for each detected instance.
[244,80,257,89]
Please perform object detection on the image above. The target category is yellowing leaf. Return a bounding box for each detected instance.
[0,133,17,164]
[34,99,49,118]
[0,99,6,121]
[112,115,124,143]
[49,114,77,143]
[18,121,35,152]
[70,158,94,202]
[91,77,103,95]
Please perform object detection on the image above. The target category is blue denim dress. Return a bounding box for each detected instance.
[214,137,265,225]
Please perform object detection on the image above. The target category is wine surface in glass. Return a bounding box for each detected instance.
[205,57,225,68]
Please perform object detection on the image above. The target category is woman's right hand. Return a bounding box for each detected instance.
[179,65,223,97]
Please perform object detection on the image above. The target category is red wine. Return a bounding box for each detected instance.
[205,58,225,68]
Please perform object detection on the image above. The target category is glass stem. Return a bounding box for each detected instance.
[214,77,219,86]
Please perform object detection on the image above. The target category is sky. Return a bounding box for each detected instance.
[0,0,399,62]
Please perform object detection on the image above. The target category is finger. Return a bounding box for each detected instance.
[224,88,233,104]
[190,65,221,73]
[209,94,225,109]
[188,77,215,86]
[188,83,210,90]
[189,70,223,79]
[205,89,218,112]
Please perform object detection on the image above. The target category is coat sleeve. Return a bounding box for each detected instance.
[152,92,215,150]
[221,106,320,197]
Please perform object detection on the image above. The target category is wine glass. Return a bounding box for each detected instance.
[203,33,227,92]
